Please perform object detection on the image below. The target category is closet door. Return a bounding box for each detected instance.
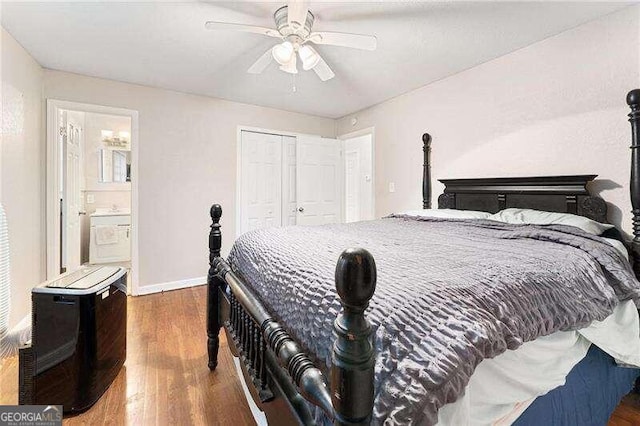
[240,131,283,234]
[296,136,343,226]
[281,136,297,226]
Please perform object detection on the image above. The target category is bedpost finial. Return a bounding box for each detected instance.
[209,204,222,259]
[332,248,376,424]
[627,89,640,108]
[335,248,376,311]
[210,204,222,222]
[422,133,432,147]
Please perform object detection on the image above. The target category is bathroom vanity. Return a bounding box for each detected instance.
[89,209,131,264]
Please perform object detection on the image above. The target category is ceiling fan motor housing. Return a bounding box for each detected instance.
[274,5,314,39]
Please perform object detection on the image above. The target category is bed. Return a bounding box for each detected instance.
[205,89,640,425]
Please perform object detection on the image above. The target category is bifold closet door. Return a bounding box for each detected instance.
[296,136,343,226]
[281,136,297,226]
[240,131,283,234]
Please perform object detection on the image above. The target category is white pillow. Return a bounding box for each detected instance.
[400,209,491,220]
[488,208,614,235]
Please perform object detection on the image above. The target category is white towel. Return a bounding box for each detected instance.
[95,226,119,245]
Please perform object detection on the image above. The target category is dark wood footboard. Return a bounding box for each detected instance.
[206,206,376,425]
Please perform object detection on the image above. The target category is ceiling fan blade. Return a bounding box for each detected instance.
[247,48,274,74]
[287,0,308,30]
[309,31,377,51]
[204,21,280,38]
[312,56,335,82]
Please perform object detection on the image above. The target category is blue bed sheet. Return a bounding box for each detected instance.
[514,345,640,426]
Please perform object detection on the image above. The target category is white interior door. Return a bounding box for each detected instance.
[296,136,343,226]
[62,111,83,272]
[281,136,297,226]
[240,131,283,234]
[344,134,374,222]
[344,149,361,223]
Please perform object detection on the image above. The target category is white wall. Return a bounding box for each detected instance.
[1,28,45,328]
[337,5,640,236]
[43,70,336,291]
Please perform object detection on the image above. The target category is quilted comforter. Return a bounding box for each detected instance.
[228,216,640,425]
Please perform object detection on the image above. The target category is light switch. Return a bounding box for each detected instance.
[86,194,95,204]
[388,182,395,193]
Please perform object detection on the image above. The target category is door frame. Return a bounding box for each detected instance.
[46,99,140,294]
[338,127,376,220]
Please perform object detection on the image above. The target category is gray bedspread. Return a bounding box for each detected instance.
[227,216,640,425]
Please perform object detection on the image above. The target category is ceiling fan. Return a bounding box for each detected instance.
[205,1,377,82]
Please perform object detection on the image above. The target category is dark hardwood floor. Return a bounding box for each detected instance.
[610,394,640,426]
[0,285,637,425]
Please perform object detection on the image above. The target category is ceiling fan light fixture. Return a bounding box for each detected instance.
[298,44,320,71]
[279,53,298,74]
[272,41,294,65]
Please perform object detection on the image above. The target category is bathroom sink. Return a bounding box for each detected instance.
[91,208,131,217]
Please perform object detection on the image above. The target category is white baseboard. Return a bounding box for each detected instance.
[135,276,206,296]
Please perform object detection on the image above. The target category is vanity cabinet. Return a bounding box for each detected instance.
[89,212,131,264]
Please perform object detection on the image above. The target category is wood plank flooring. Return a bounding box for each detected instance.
[0,285,638,425]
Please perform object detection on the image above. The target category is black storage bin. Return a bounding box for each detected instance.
[19,266,127,413]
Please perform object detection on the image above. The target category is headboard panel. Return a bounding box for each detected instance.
[435,175,607,223]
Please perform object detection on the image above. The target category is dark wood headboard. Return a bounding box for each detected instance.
[434,175,607,223]
[421,88,640,276]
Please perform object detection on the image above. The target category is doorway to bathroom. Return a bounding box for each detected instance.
[46,100,139,293]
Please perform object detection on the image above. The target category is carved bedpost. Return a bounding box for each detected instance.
[331,248,377,426]
[628,90,640,278]
[423,133,432,209]
[207,204,223,370]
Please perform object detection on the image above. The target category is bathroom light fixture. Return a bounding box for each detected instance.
[102,130,129,148]
[118,131,130,143]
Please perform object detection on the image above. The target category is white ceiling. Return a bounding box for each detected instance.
[1,1,632,118]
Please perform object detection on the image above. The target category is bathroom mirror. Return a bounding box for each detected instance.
[99,149,131,183]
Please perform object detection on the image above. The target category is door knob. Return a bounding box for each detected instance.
[79,211,87,216]
[298,207,305,212]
